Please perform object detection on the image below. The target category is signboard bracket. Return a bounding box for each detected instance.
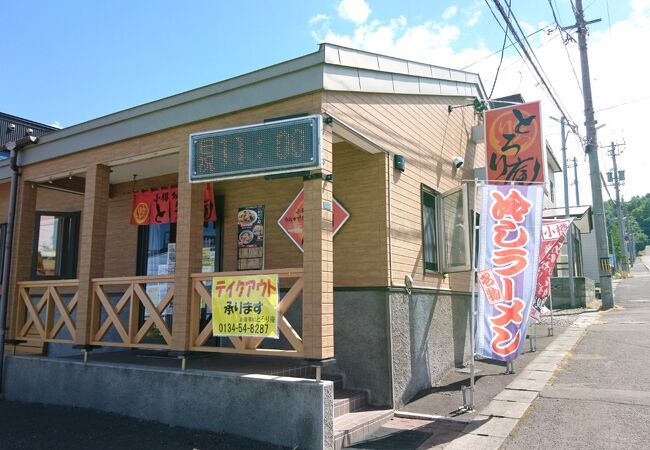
[302,172,333,182]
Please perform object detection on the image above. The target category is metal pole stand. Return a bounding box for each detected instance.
[505,361,515,374]
[461,385,475,412]
[548,292,555,337]
[529,323,537,352]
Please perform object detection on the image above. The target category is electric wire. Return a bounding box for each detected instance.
[460,26,547,71]
[507,2,576,127]
[483,0,539,94]
[596,96,650,113]
[488,0,580,133]
[487,0,512,99]
[547,0,583,95]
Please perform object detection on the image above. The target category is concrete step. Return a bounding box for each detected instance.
[324,373,344,390]
[334,389,368,418]
[334,408,394,450]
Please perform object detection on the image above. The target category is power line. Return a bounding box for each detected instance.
[460,27,547,71]
[488,0,579,133]
[596,95,650,112]
[547,0,583,95]
[507,3,577,127]
[487,0,512,98]
[483,1,546,94]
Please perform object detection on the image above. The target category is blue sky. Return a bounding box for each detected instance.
[2,0,648,199]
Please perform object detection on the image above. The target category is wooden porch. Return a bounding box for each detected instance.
[13,268,307,357]
[6,105,336,362]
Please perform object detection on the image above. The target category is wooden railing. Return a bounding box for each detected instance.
[190,268,304,357]
[15,279,80,344]
[90,276,175,349]
[15,270,304,355]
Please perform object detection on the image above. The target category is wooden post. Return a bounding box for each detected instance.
[172,147,204,351]
[75,164,110,345]
[8,180,38,340]
[302,125,334,360]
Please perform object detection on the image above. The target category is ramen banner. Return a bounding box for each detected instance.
[212,274,279,338]
[485,100,544,185]
[131,184,215,225]
[476,184,543,362]
[530,218,573,321]
[237,205,265,270]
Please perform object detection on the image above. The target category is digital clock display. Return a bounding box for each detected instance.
[189,115,322,182]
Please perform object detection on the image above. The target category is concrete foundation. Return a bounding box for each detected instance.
[3,356,333,450]
[389,291,471,408]
[328,289,471,409]
[549,277,596,309]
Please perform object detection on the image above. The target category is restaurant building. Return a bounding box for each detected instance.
[0,44,486,449]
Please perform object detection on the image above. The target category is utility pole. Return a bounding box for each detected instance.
[605,141,629,273]
[573,0,614,308]
[568,157,580,205]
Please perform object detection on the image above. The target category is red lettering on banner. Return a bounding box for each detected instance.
[489,298,525,357]
[490,189,533,223]
[485,187,536,360]
[492,248,528,276]
[491,299,525,326]
[501,277,514,301]
[493,219,529,248]
[478,269,504,305]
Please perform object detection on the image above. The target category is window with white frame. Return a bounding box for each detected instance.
[421,184,471,274]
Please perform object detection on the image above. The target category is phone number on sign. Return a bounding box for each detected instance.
[217,323,270,335]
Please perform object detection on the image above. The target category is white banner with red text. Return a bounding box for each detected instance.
[476,184,543,362]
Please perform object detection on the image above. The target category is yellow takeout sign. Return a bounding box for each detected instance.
[211,274,279,338]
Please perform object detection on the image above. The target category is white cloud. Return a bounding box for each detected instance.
[442,6,458,20]
[309,13,332,42]
[466,10,482,27]
[48,121,61,129]
[309,4,650,200]
[337,0,371,25]
[309,13,329,25]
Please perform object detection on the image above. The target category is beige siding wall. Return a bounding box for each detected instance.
[6,90,484,294]
[332,142,388,287]
[324,91,485,292]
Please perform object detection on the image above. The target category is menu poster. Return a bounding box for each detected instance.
[237,205,265,270]
[202,247,216,273]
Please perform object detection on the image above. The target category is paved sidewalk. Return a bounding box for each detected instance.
[347,310,596,449]
[502,259,650,449]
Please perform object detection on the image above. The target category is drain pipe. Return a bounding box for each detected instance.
[0,135,38,397]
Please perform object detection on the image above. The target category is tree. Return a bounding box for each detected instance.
[605,196,650,259]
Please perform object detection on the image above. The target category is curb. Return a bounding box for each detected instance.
[441,312,600,450]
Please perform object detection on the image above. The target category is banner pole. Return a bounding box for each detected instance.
[548,289,555,336]
[464,179,480,411]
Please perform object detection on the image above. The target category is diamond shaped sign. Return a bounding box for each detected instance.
[278,189,350,253]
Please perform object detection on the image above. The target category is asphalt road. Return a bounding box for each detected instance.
[502,256,650,449]
[0,400,289,450]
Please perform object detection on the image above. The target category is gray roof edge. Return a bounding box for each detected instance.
[6,43,490,180]
[320,43,487,99]
[321,42,484,79]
